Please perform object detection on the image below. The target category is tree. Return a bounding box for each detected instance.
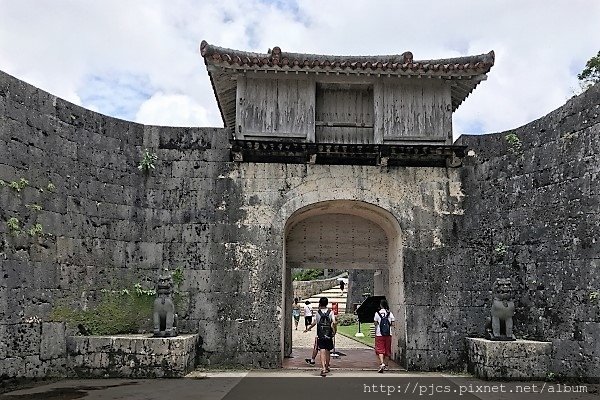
[578,51,600,89]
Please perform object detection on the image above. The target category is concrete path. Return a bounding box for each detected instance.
[2,372,597,400]
[287,316,391,370]
[291,316,371,349]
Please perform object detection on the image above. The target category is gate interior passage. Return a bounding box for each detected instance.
[283,200,406,368]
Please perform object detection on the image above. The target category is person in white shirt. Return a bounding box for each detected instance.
[303,300,313,330]
[374,299,395,373]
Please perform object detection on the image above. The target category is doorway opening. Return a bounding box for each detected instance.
[281,200,406,369]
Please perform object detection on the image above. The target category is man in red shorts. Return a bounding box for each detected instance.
[374,299,395,373]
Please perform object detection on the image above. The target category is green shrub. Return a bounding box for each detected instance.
[292,269,324,281]
[336,313,356,326]
[52,286,156,335]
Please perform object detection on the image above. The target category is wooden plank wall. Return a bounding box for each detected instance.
[315,85,374,144]
[237,76,315,139]
[375,79,451,142]
[286,213,389,270]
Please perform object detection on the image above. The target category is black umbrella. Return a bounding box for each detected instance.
[355,296,386,323]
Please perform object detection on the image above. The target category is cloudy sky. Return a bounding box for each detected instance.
[0,0,598,138]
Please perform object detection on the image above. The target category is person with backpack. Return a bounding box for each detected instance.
[374,298,395,373]
[303,297,337,377]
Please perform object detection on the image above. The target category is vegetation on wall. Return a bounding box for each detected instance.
[6,217,20,235]
[138,149,158,173]
[504,133,522,154]
[0,176,54,239]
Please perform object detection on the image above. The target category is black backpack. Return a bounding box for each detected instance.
[317,309,333,339]
[378,310,391,336]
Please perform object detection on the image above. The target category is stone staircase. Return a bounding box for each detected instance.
[302,286,348,314]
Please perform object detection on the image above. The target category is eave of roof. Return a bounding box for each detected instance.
[201,41,494,75]
[200,41,495,127]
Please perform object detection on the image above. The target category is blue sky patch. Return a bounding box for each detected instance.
[78,72,154,121]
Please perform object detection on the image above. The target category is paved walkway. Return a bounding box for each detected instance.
[3,373,597,400]
[285,317,402,370]
[291,317,371,349]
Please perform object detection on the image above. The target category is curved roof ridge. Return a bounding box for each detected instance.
[200,40,494,72]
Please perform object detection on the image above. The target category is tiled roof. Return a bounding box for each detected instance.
[200,41,495,128]
[201,41,494,76]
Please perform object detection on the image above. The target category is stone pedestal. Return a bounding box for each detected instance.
[467,337,552,380]
[66,334,200,378]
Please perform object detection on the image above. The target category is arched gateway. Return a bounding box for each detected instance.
[283,200,406,364]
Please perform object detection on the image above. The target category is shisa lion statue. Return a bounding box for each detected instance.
[486,277,516,341]
[153,271,178,337]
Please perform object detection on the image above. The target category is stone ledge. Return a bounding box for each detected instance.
[467,337,552,380]
[66,334,200,378]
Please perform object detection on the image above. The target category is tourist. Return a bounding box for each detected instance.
[374,299,395,373]
[292,297,301,330]
[303,300,313,330]
[339,280,345,292]
[304,297,337,377]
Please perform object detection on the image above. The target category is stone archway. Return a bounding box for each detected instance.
[282,200,406,367]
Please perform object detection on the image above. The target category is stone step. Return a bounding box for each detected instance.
[304,298,346,306]
[322,288,345,294]
[305,296,346,302]
[300,282,349,316]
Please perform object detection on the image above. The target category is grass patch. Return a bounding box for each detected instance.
[337,323,374,348]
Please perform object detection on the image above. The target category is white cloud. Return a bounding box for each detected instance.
[0,0,598,135]
[135,92,212,127]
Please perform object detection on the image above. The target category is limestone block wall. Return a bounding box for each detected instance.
[66,334,200,377]
[292,273,345,301]
[346,269,375,312]
[457,84,600,378]
[0,70,236,376]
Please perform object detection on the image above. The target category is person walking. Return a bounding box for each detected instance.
[374,299,395,373]
[339,280,345,293]
[292,298,301,330]
[303,300,313,330]
[304,297,337,377]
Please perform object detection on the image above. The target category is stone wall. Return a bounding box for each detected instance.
[66,334,200,377]
[467,338,552,380]
[0,70,236,375]
[456,83,600,378]
[292,273,345,301]
[346,269,374,312]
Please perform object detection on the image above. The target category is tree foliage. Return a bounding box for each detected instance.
[578,50,600,86]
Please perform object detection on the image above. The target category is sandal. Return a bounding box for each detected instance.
[320,370,327,377]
